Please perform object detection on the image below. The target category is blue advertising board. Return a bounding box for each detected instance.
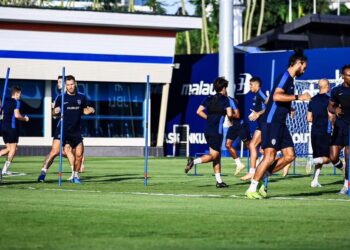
[165,48,350,157]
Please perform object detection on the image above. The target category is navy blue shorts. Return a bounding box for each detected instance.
[2,128,18,144]
[261,123,294,150]
[331,120,349,147]
[64,134,83,149]
[255,120,264,131]
[205,133,223,152]
[311,133,330,158]
[226,123,251,143]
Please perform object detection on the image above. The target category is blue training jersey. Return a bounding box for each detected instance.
[228,96,246,126]
[54,92,88,136]
[2,98,20,130]
[252,89,267,123]
[200,93,230,135]
[262,71,294,124]
[330,84,350,126]
[308,93,330,134]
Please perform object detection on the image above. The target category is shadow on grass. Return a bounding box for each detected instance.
[273,189,339,197]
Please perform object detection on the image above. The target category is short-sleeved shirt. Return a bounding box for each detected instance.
[330,84,350,126]
[2,98,21,130]
[308,93,330,134]
[54,92,87,136]
[252,89,267,123]
[262,71,294,124]
[201,93,230,135]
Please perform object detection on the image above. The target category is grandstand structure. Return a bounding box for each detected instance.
[0,6,201,156]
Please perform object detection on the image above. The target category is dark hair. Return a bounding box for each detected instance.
[11,86,21,95]
[250,77,262,86]
[65,75,76,82]
[341,64,350,74]
[57,75,62,80]
[213,77,228,92]
[288,48,307,67]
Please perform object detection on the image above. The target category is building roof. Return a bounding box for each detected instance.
[241,14,350,50]
[0,6,202,31]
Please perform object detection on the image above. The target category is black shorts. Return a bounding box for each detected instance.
[205,133,223,152]
[311,133,330,158]
[2,128,19,144]
[331,120,349,147]
[261,122,294,150]
[226,123,251,143]
[64,134,83,149]
[255,120,264,131]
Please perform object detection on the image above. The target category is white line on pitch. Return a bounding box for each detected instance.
[20,187,350,202]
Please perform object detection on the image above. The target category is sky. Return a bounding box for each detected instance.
[158,0,196,15]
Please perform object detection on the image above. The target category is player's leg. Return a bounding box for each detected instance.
[268,147,295,173]
[310,133,331,187]
[64,144,75,180]
[338,126,349,194]
[2,143,17,175]
[185,134,222,173]
[242,130,261,180]
[37,139,61,182]
[80,156,85,173]
[225,126,245,175]
[72,141,84,184]
[210,148,227,187]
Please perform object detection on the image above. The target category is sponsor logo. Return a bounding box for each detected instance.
[271,139,276,145]
[181,81,215,96]
[166,133,207,144]
[292,133,310,144]
[235,73,252,95]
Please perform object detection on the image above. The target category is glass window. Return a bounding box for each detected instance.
[52,81,146,138]
[0,79,45,137]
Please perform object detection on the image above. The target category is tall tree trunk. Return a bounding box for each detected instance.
[247,0,257,40]
[128,0,135,12]
[181,0,192,54]
[243,0,251,41]
[256,0,265,36]
[201,0,210,53]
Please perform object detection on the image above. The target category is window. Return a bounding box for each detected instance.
[52,81,146,138]
[0,79,45,137]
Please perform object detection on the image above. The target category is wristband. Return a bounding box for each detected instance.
[295,95,299,101]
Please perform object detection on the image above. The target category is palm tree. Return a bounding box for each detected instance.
[247,0,257,40]
[181,0,192,54]
[243,0,251,41]
[201,0,210,53]
[128,0,135,12]
[256,0,265,36]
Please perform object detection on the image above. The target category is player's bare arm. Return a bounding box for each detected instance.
[14,109,29,122]
[196,105,207,120]
[273,88,311,102]
[328,100,343,117]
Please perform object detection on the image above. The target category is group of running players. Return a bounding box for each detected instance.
[0,50,349,197]
[185,49,350,199]
[0,75,94,184]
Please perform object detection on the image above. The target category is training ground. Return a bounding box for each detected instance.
[1,157,349,250]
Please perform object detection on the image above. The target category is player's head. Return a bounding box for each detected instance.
[318,78,329,94]
[341,64,350,85]
[288,48,308,77]
[11,86,22,100]
[213,77,228,95]
[57,75,63,91]
[249,77,262,93]
[65,75,76,95]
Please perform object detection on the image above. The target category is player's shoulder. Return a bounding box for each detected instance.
[76,92,86,97]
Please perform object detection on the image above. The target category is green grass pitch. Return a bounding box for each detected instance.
[1,156,350,250]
